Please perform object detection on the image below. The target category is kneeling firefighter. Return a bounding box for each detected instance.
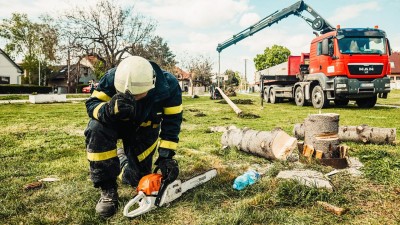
[84,56,182,217]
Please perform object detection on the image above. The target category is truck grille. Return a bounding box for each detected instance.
[348,64,383,75]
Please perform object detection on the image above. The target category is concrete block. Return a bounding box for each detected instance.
[29,94,67,104]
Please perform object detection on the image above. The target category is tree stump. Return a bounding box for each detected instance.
[221,128,297,160]
[304,113,340,158]
[313,134,340,158]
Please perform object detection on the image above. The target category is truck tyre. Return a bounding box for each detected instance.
[311,85,329,109]
[356,96,377,108]
[294,86,305,106]
[269,89,277,104]
[334,99,349,106]
[263,89,270,103]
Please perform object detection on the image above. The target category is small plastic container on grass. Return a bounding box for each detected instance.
[232,169,260,191]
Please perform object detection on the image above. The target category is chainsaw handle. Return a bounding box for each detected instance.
[123,191,156,218]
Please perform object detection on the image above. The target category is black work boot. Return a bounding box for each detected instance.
[96,187,119,217]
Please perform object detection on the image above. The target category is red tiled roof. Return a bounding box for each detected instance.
[174,67,191,80]
[390,51,400,74]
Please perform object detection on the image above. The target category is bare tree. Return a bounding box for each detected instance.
[131,36,177,72]
[59,0,156,69]
[181,54,214,87]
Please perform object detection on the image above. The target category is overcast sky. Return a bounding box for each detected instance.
[1,0,399,83]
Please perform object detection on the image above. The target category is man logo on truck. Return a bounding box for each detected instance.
[359,66,375,74]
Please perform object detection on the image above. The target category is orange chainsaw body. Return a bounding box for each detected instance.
[137,173,162,195]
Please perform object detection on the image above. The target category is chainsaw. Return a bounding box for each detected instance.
[123,169,217,218]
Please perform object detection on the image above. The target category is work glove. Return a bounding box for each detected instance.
[106,92,136,121]
[155,148,179,183]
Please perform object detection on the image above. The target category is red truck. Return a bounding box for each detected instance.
[258,27,391,108]
[217,1,392,108]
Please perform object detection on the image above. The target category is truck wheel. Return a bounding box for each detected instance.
[334,99,349,106]
[294,86,305,106]
[269,89,276,104]
[356,96,377,108]
[311,85,329,109]
[263,89,270,103]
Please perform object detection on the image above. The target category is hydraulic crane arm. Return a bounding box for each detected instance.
[216,0,335,52]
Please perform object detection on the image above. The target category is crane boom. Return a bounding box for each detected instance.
[216,0,335,52]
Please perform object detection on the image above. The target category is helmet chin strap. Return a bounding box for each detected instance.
[152,70,157,87]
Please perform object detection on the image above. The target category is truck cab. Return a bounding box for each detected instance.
[305,27,391,108]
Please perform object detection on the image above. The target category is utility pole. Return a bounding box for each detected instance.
[38,37,43,86]
[38,59,41,86]
[218,53,220,88]
[67,47,70,93]
[244,58,248,92]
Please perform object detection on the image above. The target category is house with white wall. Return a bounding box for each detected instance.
[0,48,23,84]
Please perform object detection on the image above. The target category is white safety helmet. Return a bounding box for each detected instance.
[114,56,155,95]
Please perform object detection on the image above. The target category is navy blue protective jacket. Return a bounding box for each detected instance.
[85,63,183,158]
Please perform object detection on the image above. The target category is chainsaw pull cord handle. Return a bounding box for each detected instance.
[123,191,155,217]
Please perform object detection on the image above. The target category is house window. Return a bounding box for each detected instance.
[0,76,10,84]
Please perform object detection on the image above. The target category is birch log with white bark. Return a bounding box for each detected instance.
[221,128,297,160]
[215,87,243,116]
[293,124,396,145]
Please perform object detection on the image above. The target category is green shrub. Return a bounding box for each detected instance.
[0,84,52,94]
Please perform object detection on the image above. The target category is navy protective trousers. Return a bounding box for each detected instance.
[84,119,158,188]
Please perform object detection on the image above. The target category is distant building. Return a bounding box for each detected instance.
[389,51,400,89]
[174,66,190,92]
[48,54,101,93]
[0,48,23,84]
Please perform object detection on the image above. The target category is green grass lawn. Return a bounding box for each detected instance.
[1,93,399,224]
[0,93,90,100]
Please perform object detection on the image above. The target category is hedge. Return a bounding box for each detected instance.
[0,84,53,94]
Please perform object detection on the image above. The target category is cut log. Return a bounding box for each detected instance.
[294,124,396,145]
[293,123,305,139]
[216,87,243,116]
[339,125,396,144]
[221,128,297,160]
[304,113,339,146]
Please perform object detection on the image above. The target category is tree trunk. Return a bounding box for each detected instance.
[294,123,396,145]
[216,87,243,116]
[303,113,340,159]
[221,128,297,160]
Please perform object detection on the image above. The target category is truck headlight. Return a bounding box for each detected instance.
[385,83,390,88]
